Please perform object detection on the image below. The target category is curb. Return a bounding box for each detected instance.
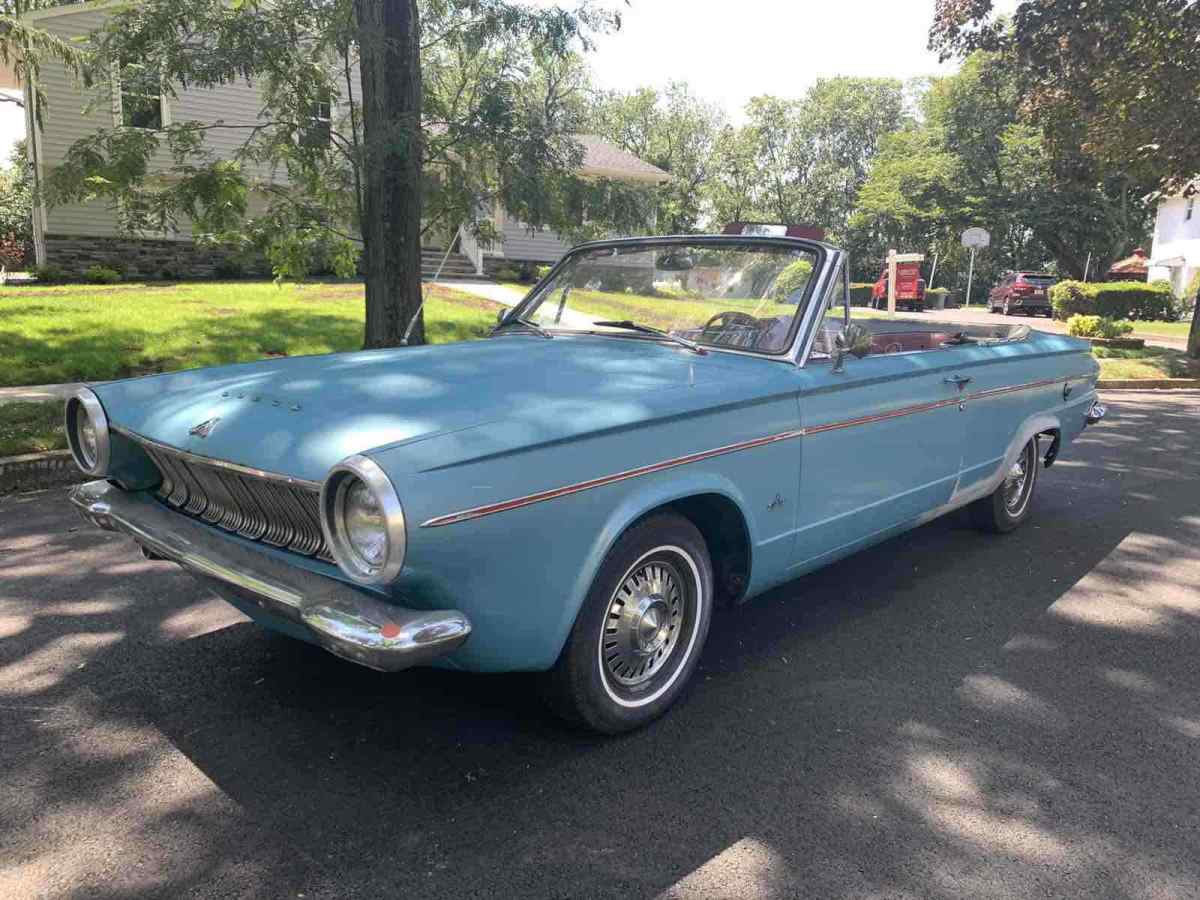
[0,449,84,495]
[1097,378,1200,390]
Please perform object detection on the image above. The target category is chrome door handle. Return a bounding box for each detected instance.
[944,375,972,389]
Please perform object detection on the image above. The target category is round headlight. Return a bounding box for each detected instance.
[66,389,111,476]
[320,455,406,585]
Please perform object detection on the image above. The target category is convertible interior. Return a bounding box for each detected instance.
[682,313,1031,356]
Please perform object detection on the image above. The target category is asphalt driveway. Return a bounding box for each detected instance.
[2,392,1199,899]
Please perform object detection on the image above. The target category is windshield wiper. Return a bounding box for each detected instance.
[592,320,707,355]
[491,314,553,339]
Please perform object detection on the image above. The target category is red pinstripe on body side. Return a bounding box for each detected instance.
[419,373,1093,528]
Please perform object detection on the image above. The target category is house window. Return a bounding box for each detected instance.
[122,89,164,130]
[300,96,332,149]
[116,62,167,130]
[1187,197,1195,222]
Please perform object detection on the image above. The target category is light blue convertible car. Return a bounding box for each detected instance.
[67,233,1105,732]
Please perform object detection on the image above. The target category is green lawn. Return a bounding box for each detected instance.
[0,281,500,388]
[1125,320,1194,339]
[1093,346,1200,380]
[559,289,802,331]
[0,400,65,456]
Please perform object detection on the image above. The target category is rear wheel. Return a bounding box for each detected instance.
[970,437,1039,533]
[543,513,713,734]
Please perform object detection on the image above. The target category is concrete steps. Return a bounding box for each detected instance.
[421,248,482,281]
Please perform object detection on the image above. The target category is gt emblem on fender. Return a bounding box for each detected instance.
[189,417,220,439]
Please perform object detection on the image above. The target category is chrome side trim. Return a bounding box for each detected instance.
[420,429,807,528]
[421,372,1095,529]
[968,376,1069,401]
[804,395,958,436]
[113,426,322,490]
[70,480,470,672]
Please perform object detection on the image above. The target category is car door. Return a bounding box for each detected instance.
[790,338,967,572]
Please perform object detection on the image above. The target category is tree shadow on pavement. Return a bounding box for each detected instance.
[3,394,1200,898]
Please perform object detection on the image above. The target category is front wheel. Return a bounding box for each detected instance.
[543,513,713,734]
[970,437,1039,533]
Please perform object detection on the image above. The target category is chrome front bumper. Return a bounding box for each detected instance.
[70,480,471,672]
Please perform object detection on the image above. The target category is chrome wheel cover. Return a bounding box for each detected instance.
[1003,442,1035,515]
[603,557,686,687]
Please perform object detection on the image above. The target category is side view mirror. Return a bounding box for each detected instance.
[832,322,872,373]
[497,307,508,325]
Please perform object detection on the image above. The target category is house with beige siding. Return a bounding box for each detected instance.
[23,2,669,279]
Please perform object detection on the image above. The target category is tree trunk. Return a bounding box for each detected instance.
[355,0,425,348]
[1189,291,1200,359]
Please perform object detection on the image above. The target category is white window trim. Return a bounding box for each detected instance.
[110,63,171,131]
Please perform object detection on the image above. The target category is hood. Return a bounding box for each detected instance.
[94,335,773,483]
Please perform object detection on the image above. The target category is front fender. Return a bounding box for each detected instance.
[558,471,759,652]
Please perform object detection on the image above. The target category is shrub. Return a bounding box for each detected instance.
[84,265,122,284]
[1107,319,1136,337]
[770,258,814,301]
[0,143,33,250]
[33,263,67,284]
[597,269,655,294]
[1050,280,1174,322]
[494,265,521,282]
[1066,314,1135,339]
[535,264,553,280]
[1180,270,1200,317]
[849,282,875,306]
[213,256,245,279]
[0,233,24,270]
[655,282,703,300]
[1065,314,1100,337]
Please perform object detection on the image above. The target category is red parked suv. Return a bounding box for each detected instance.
[988,272,1056,317]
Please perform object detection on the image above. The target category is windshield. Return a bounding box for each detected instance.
[512,239,822,354]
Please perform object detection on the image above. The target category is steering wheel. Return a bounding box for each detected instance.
[700,311,764,348]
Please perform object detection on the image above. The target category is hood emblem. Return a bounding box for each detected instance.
[189,417,221,439]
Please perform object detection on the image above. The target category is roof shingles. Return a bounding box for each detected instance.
[575,135,670,183]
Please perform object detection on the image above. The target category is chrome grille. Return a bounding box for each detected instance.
[139,441,332,561]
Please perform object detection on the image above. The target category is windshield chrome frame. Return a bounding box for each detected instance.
[505,235,833,363]
[793,248,845,367]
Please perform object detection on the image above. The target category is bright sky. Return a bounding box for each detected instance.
[581,0,1019,117]
[0,0,1021,163]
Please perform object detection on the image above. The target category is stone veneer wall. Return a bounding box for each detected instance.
[0,450,82,495]
[44,235,268,280]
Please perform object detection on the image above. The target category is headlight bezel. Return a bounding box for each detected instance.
[320,455,406,585]
[65,388,111,476]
